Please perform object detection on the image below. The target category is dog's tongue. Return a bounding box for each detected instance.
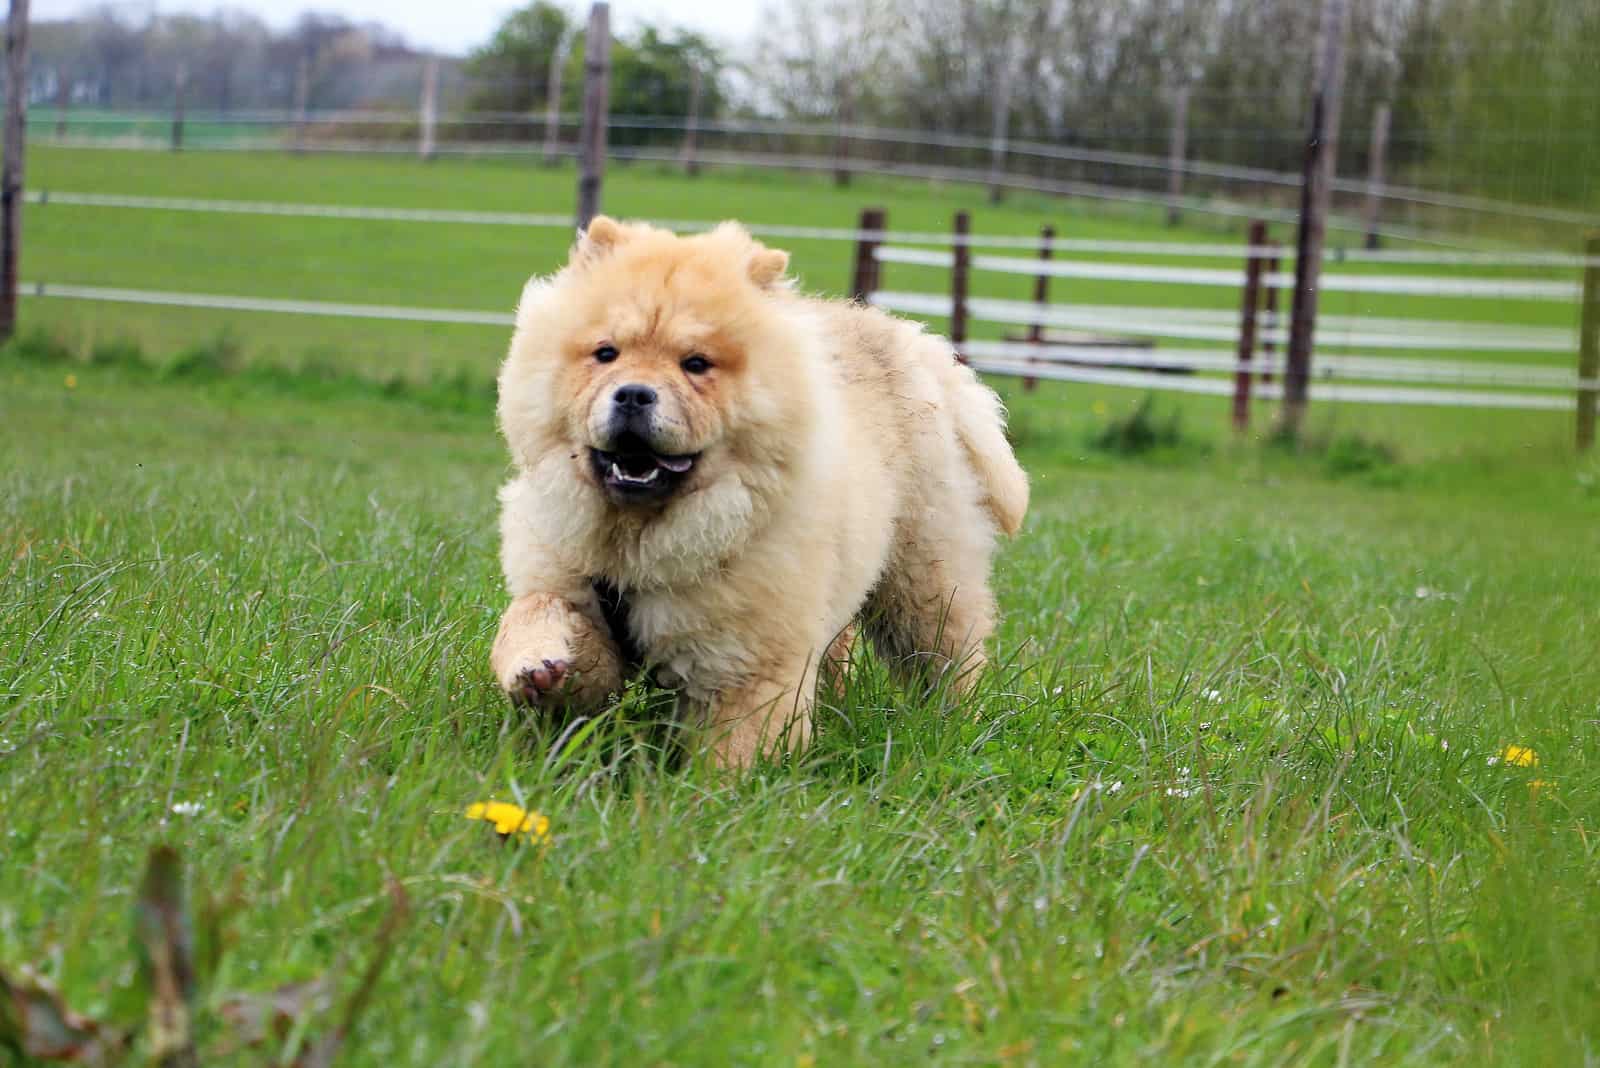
[657,455,695,473]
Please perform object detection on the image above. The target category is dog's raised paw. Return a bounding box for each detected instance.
[507,658,573,706]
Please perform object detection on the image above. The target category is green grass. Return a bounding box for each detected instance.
[4,146,1599,1064]
[4,336,1600,1064]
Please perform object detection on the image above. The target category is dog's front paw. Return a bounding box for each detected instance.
[505,658,573,707]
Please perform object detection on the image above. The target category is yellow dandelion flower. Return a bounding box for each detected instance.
[1092,400,1110,417]
[1528,779,1553,798]
[1502,745,1539,768]
[465,800,550,844]
[64,373,77,390]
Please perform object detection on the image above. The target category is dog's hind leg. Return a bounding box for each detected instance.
[701,655,819,769]
[864,522,998,701]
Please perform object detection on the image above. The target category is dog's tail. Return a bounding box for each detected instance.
[949,365,1030,536]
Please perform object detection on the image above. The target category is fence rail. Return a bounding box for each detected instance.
[853,206,1598,440]
[32,103,1600,249]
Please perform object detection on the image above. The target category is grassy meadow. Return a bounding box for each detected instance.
[3,147,1599,1064]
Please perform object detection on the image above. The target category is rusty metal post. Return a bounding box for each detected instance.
[1232,220,1268,432]
[950,211,971,361]
[849,206,886,302]
[1023,224,1054,391]
[575,2,611,230]
[1579,232,1599,451]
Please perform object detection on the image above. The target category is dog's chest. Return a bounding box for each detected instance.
[605,584,756,698]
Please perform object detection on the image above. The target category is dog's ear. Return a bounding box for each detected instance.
[573,215,629,262]
[747,247,790,288]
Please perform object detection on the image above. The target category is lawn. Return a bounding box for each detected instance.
[3,146,1599,1065]
[3,336,1599,1063]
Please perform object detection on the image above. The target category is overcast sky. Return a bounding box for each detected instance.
[31,0,762,55]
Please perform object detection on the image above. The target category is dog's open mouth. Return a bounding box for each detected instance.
[590,434,698,502]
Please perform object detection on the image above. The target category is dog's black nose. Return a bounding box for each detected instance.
[613,384,657,411]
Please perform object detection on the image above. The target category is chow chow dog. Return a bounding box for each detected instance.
[490,216,1028,767]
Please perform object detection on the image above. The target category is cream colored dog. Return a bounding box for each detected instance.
[490,217,1028,767]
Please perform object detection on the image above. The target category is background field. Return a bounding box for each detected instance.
[4,147,1600,1064]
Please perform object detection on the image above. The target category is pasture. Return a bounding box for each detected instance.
[3,147,1599,1064]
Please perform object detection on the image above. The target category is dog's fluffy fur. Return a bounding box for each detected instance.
[491,216,1028,767]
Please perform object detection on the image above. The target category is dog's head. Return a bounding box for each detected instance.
[499,217,815,512]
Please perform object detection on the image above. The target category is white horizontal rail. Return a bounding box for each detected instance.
[23,282,514,326]
[967,359,1578,410]
[968,254,1582,301]
[877,246,1582,300]
[870,292,1575,352]
[31,189,1600,267]
[960,340,1594,389]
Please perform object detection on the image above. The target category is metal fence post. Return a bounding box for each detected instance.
[1233,220,1268,432]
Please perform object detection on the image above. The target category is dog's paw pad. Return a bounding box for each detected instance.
[508,658,572,706]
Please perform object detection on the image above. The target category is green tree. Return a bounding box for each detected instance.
[464,1,572,114]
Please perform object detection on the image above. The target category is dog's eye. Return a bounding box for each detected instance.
[593,345,619,363]
[681,354,712,375]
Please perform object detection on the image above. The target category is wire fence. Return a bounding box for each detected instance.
[31,108,1600,248]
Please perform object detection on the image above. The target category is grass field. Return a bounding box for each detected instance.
[4,147,1600,1064]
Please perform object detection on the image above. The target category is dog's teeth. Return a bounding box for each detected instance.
[610,463,624,481]
[640,467,659,482]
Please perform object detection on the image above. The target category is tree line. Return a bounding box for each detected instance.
[26,0,1598,210]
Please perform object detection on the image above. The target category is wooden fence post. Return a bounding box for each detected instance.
[1232,220,1268,432]
[418,55,438,161]
[54,66,66,137]
[1166,86,1188,227]
[575,2,610,230]
[292,55,310,153]
[170,61,186,151]
[1579,232,1599,451]
[987,51,1015,205]
[950,211,971,361]
[0,0,29,345]
[542,32,567,165]
[1280,0,1350,439]
[1024,224,1054,392]
[681,63,701,177]
[848,206,886,303]
[832,80,852,187]
[1362,103,1389,250]
[1261,241,1282,383]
